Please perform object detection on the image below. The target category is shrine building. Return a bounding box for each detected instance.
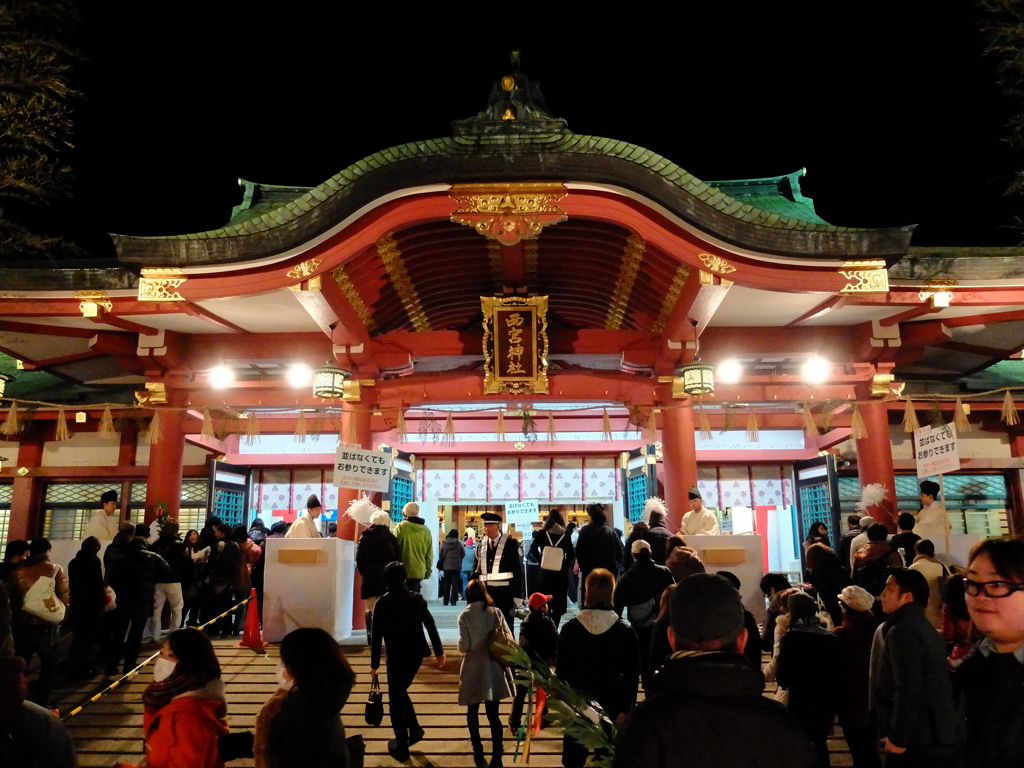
[2,58,1023,612]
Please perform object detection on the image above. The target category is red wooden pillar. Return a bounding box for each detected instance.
[8,429,45,541]
[661,405,697,533]
[854,400,899,532]
[145,404,186,523]
[337,407,371,629]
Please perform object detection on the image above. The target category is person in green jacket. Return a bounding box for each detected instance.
[395,502,434,593]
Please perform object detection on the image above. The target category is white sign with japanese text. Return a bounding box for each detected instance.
[914,424,961,478]
[332,444,392,493]
[504,499,539,528]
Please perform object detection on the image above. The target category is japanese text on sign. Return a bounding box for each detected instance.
[332,444,392,493]
[504,499,539,528]
[913,424,961,478]
[494,306,536,380]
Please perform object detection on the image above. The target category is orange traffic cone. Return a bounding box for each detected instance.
[238,588,267,651]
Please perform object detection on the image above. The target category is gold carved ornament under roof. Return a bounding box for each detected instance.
[450,183,567,246]
[286,258,323,280]
[377,235,431,332]
[605,234,646,330]
[698,253,736,275]
[840,260,889,294]
[138,268,187,302]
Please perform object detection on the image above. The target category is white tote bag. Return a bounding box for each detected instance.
[22,564,66,624]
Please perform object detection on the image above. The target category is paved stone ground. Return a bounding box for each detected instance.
[57,603,855,766]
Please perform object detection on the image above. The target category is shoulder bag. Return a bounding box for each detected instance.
[22,564,66,624]
[488,607,517,668]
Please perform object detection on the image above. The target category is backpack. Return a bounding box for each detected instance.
[540,533,565,571]
[855,556,889,596]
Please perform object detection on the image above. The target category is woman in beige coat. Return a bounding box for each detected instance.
[458,580,513,768]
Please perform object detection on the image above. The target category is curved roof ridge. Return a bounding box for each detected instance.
[113,134,860,244]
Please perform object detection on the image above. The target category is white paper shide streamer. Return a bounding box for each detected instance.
[344,493,383,525]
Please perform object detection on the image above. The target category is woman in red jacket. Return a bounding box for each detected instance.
[117,628,228,768]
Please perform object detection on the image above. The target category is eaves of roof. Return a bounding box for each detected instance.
[892,247,1024,282]
[111,133,915,268]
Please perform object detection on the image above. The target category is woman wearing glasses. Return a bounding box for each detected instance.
[957,538,1024,768]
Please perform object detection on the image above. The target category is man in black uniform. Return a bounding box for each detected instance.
[471,511,525,632]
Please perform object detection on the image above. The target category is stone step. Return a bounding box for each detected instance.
[60,637,854,767]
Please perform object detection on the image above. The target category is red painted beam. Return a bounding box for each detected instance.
[500,241,527,287]
[697,326,858,360]
[786,296,846,327]
[879,304,941,327]
[182,302,247,333]
[91,311,160,336]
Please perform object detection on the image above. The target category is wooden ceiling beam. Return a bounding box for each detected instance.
[0,319,99,338]
[182,302,247,333]
[785,296,846,327]
[19,350,104,370]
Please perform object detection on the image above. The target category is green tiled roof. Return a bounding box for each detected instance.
[705,169,829,226]
[0,353,63,399]
[963,360,1024,391]
[127,134,857,243]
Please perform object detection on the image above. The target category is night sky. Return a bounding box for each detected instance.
[72,3,1021,250]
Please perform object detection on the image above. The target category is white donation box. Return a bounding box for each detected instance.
[690,534,766,624]
[263,537,355,643]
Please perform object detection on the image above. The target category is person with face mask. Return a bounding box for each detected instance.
[115,628,228,768]
[254,627,356,768]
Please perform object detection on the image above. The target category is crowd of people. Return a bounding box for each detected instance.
[0,488,279,704]
[2,483,1024,768]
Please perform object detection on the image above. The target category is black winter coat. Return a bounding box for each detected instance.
[575,523,623,578]
[269,682,353,768]
[556,610,639,717]
[957,644,1024,768]
[108,548,168,613]
[370,588,444,669]
[151,534,190,584]
[355,524,400,599]
[613,653,817,768]
[68,550,105,618]
[518,609,558,665]
[875,602,958,749]
[776,621,841,721]
[613,559,673,625]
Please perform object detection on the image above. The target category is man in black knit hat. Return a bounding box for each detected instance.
[614,573,815,768]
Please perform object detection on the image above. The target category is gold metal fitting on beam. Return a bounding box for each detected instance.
[139,268,187,302]
[75,290,113,316]
[918,278,958,308]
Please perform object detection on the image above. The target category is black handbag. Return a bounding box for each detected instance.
[364,676,384,726]
[346,734,366,768]
[217,730,254,762]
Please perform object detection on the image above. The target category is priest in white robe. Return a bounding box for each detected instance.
[284,494,323,538]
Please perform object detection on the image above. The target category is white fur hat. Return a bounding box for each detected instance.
[642,497,667,524]
[370,510,392,528]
